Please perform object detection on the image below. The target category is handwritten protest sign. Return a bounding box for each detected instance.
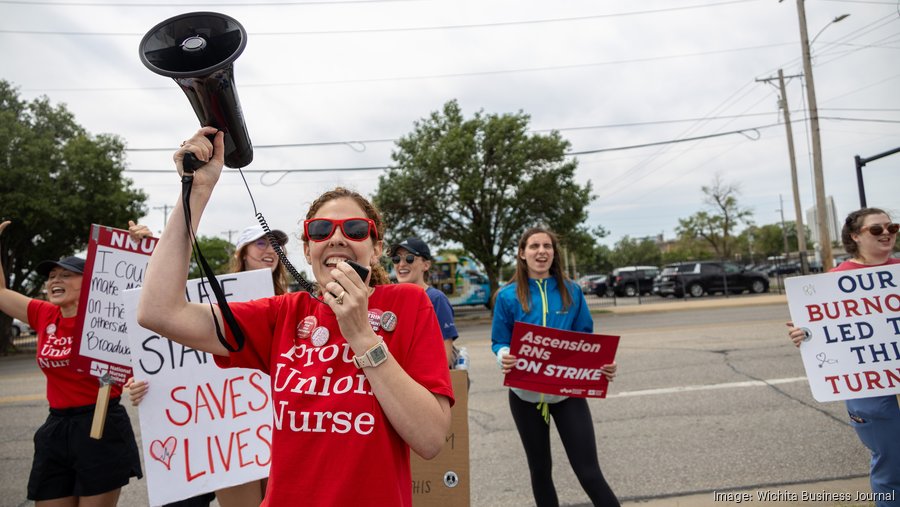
[73,224,158,385]
[503,322,619,398]
[123,269,274,506]
[785,264,900,402]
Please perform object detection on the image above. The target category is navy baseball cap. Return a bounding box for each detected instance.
[390,237,432,260]
[36,256,86,277]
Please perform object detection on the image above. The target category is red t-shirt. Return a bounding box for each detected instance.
[214,284,454,507]
[28,299,123,408]
[831,258,900,272]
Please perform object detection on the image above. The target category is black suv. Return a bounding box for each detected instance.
[654,261,768,298]
[608,266,660,297]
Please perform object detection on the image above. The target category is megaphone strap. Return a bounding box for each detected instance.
[180,172,246,352]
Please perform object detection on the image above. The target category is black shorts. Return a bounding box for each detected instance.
[27,398,143,500]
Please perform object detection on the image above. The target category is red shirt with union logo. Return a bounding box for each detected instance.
[28,299,124,408]
[214,284,453,507]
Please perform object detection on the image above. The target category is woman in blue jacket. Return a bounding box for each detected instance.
[492,226,619,507]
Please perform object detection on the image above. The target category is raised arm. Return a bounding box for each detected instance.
[0,221,32,323]
[136,128,231,356]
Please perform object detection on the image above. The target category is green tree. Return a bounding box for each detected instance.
[610,236,663,267]
[373,100,593,302]
[188,236,235,279]
[675,174,753,260]
[0,80,147,353]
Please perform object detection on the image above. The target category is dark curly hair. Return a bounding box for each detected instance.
[841,207,891,257]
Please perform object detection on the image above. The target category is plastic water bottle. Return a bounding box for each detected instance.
[456,346,470,370]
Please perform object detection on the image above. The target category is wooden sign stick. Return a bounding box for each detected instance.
[90,373,113,439]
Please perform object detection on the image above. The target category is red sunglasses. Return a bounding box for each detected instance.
[303,217,377,242]
[861,223,899,236]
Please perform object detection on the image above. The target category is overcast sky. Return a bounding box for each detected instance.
[3,0,898,274]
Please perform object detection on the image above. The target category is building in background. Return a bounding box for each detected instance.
[806,196,840,246]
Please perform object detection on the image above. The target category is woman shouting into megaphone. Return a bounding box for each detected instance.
[137,127,453,507]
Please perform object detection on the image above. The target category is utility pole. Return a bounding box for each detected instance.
[756,69,810,274]
[152,204,173,227]
[778,195,790,262]
[223,229,239,244]
[794,0,835,271]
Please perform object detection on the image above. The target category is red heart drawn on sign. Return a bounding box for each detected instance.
[150,436,177,470]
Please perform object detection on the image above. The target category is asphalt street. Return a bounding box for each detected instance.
[0,296,877,507]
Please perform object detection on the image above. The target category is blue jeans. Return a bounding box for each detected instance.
[846,395,900,506]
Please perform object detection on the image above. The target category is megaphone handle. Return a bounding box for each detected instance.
[183,152,202,172]
[181,132,217,172]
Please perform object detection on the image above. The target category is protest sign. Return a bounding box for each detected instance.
[73,224,158,385]
[411,370,470,507]
[503,322,619,398]
[123,268,274,506]
[785,264,900,402]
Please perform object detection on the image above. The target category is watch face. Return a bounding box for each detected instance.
[370,344,387,363]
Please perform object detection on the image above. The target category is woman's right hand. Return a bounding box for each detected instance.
[128,221,153,241]
[175,127,225,191]
[786,322,807,348]
[124,377,149,406]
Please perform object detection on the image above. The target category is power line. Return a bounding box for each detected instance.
[22,42,795,94]
[566,123,780,156]
[1,0,418,4]
[1,0,760,35]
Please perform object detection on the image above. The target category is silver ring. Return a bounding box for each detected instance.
[335,291,346,305]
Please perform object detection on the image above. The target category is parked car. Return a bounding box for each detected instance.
[608,265,660,297]
[766,262,801,276]
[11,318,33,337]
[590,275,613,297]
[576,274,605,295]
[654,261,769,298]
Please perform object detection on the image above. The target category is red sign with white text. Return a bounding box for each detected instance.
[72,224,158,385]
[503,322,619,398]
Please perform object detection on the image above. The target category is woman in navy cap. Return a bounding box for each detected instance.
[391,237,459,368]
[0,220,142,506]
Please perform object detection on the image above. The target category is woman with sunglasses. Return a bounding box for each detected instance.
[787,207,899,506]
[0,220,143,507]
[137,127,453,507]
[126,222,287,507]
[229,225,290,295]
[391,237,459,368]
[492,226,619,507]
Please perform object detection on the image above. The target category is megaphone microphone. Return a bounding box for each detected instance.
[139,12,252,170]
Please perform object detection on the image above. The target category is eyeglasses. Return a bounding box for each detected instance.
[391,254,417,265]
[304,217,377,242]
[861,223,899,236]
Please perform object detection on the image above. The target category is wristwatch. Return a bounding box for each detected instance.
[353,341,388,369]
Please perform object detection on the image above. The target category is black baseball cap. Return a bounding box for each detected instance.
[36,256,86,277]
[390,237,432,260]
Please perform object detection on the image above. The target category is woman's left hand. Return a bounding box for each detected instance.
[600,361,618,381]
[324,261,375,347]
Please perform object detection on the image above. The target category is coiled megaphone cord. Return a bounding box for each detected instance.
[234,167,321,298]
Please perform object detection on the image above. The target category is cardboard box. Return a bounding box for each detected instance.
[411,369,470,507]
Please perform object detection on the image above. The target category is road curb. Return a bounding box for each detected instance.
[601,294,788,315]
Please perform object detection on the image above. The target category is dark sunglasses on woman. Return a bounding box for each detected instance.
[304,218,377,242]
[862,223,899,236]
[391,254,417,265]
